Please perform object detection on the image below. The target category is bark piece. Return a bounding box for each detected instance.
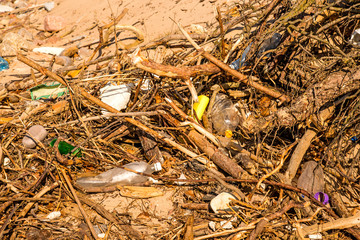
[137,130,164,164]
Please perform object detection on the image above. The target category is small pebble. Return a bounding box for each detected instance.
[22,125,48,149]
[52,100,69,114]
[44,15,66,32]
[8,94,19,103]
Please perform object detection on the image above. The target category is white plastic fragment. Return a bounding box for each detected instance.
[208,218,236,231]
[139,78,152,91]
[220,220,233,229]
[100,83,133,115]
[210,192,237,214]
[46,211,61,220]
[0,5,14,13]
[33,47,65,56]
[350,29,360,46]
[44,2,55,11]
[153,162,162,172]
[176,173,187,185]
[93,225,106,239]
[3,157,10,167]
[308,233,322,239]
[98,233,105,239]
[208,221,216,231]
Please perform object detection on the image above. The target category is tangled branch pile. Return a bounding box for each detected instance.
[1,0,360,239]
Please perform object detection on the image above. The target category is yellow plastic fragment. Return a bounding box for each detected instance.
[192,95,209,120]
[67,69,81,78]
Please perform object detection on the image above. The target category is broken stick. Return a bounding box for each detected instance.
[175,21,291,103]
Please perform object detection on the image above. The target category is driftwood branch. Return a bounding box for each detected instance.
[128,48,221,101]
[248,201,308,240]
[283,106,334,183]
[275,70,360,127]
[302,212,360,236]
[175,21,291,103]
[242,69,360,132]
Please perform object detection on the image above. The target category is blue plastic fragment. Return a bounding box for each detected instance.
[0,57,9,71]
[229,58,240,70]
[351,135,359,143]
[257,33,282,57]
[240,42,252,66]
[229,42,253,70]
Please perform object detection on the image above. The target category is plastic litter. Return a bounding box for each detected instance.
[350,29,360,46]
[33,47,65,56]
[229,42,252,70]
[351,135,359,143]
[192,95,209,121]
[208,221,216,231]
[0,117,13,124]
[210,93,240,136]
[22,125,48,149]
[314,192,329,205]
[257,33,282,57]
[138,78,152,91]
[3,157,10,167]
[49,138,82,157]
[176,173,187,185]
[0,56,9,71]
[44,2,55,11]
[297,161,324,195]
[308,233,322,239]
[30,81,68,100]
[220,220,234,229]
[76,161,161,189]
[93,225,106,239]
[100,83,133,115]
[209,217,237,231]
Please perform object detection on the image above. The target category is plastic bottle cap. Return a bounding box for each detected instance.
[153,162,162,172]
[225,130,233,138]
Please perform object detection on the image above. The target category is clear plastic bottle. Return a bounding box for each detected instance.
[76,161,161,189]
[210,93,240,136]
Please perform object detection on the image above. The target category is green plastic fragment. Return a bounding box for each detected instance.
[50,138,82,157]
[30,81,68,100]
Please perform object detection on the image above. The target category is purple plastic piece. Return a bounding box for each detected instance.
[314,192,329,205]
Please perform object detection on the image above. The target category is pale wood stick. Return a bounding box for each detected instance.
[284,106,334,183]
[61,169,98,240]
[302,212,360,235]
